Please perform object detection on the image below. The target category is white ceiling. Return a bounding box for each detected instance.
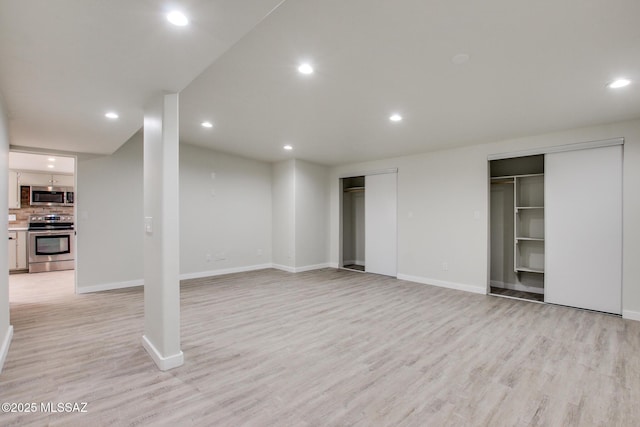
[9,152,75,174]
[1,0,639,166]
[0,0,285,154]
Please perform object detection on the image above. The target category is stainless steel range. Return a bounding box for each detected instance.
[28,214,75,273]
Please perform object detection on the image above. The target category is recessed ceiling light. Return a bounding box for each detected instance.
[608,78,631,89]
[452,53,470,65]
[283,145,293,151]
[201,121,213,128]
[47,164,54,169]
[105,112,119,119]
[389,114,403,122]
[47,157,56,162]
[298,63,314,75]
[167,11,189,26]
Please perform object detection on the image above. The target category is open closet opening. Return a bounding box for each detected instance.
[489,155,544,302]
[341,176,365,272]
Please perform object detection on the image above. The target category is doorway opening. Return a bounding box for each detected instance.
[341,176,365,272]
[339,171,398,277]
[8,150,77,298]
[489,155,545,303]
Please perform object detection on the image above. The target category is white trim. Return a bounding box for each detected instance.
[488,137,624,160]
[179,263,272,280]
[0,325,13,373]
[339,168,398,179]
[142,335,184,371]
[398,274,486,294]
[77,279,143,294]
[272,263,330,273]
[294,263,331,273]
[272,264,295,273]
[622,310,640,322]
[490,280,544,295]
[329,262,340,269]
[77,264,275,293]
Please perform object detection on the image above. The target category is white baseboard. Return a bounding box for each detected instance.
[622,310,640,322]
[77,264,274,293]
[142,335,184,371]
[294,263,331,273]
[272,263,330,273]
[77,279,143,294]
[180,263,272,280]
[490,280,544,295]
[77,263,331,293]
[272,263,296,273]
[398,274,486,295]
[0,325,14,373]
[329,262,339,269]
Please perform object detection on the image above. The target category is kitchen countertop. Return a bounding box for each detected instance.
[8,227,29,231]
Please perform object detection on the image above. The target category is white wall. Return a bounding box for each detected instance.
[329,118,640,316]
[180,144,272,277]
[77,136,274,290]
[271,160,295,269]
[76,132,144,291]
[294,160,329,269]
[0,93,12,371]
[271,159,330,272]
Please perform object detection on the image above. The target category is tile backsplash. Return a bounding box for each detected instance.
[8,186,73,227]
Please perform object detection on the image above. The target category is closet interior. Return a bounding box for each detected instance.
[489,155,545,302]
[341,176,365,272]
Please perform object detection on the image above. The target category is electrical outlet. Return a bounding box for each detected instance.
[206,253,212,263]
[257,249,263,256]
[442,262,448,271]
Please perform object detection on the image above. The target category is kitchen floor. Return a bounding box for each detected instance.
[9,270,75,302]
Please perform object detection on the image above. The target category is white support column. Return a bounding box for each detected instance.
[142,93,183,370]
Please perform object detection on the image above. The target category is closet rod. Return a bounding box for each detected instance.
[491,180,514,185]
[344,186,365,193]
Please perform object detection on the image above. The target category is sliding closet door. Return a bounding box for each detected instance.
[365,173,397,277]
[545,145,622,314]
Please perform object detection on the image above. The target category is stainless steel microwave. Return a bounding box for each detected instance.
[30,186,74,207]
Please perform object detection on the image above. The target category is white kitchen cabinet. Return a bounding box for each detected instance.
[8,170,20,209]
[18,172,50,186]
[54,174,74,186]
[8,230,27,271]
[18,172,73,187]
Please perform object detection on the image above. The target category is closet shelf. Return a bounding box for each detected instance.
[516,237,545,241]
[516,206,544,210]
[516,267,545,274]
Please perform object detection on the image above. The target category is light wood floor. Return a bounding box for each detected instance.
[2,269,639,426]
